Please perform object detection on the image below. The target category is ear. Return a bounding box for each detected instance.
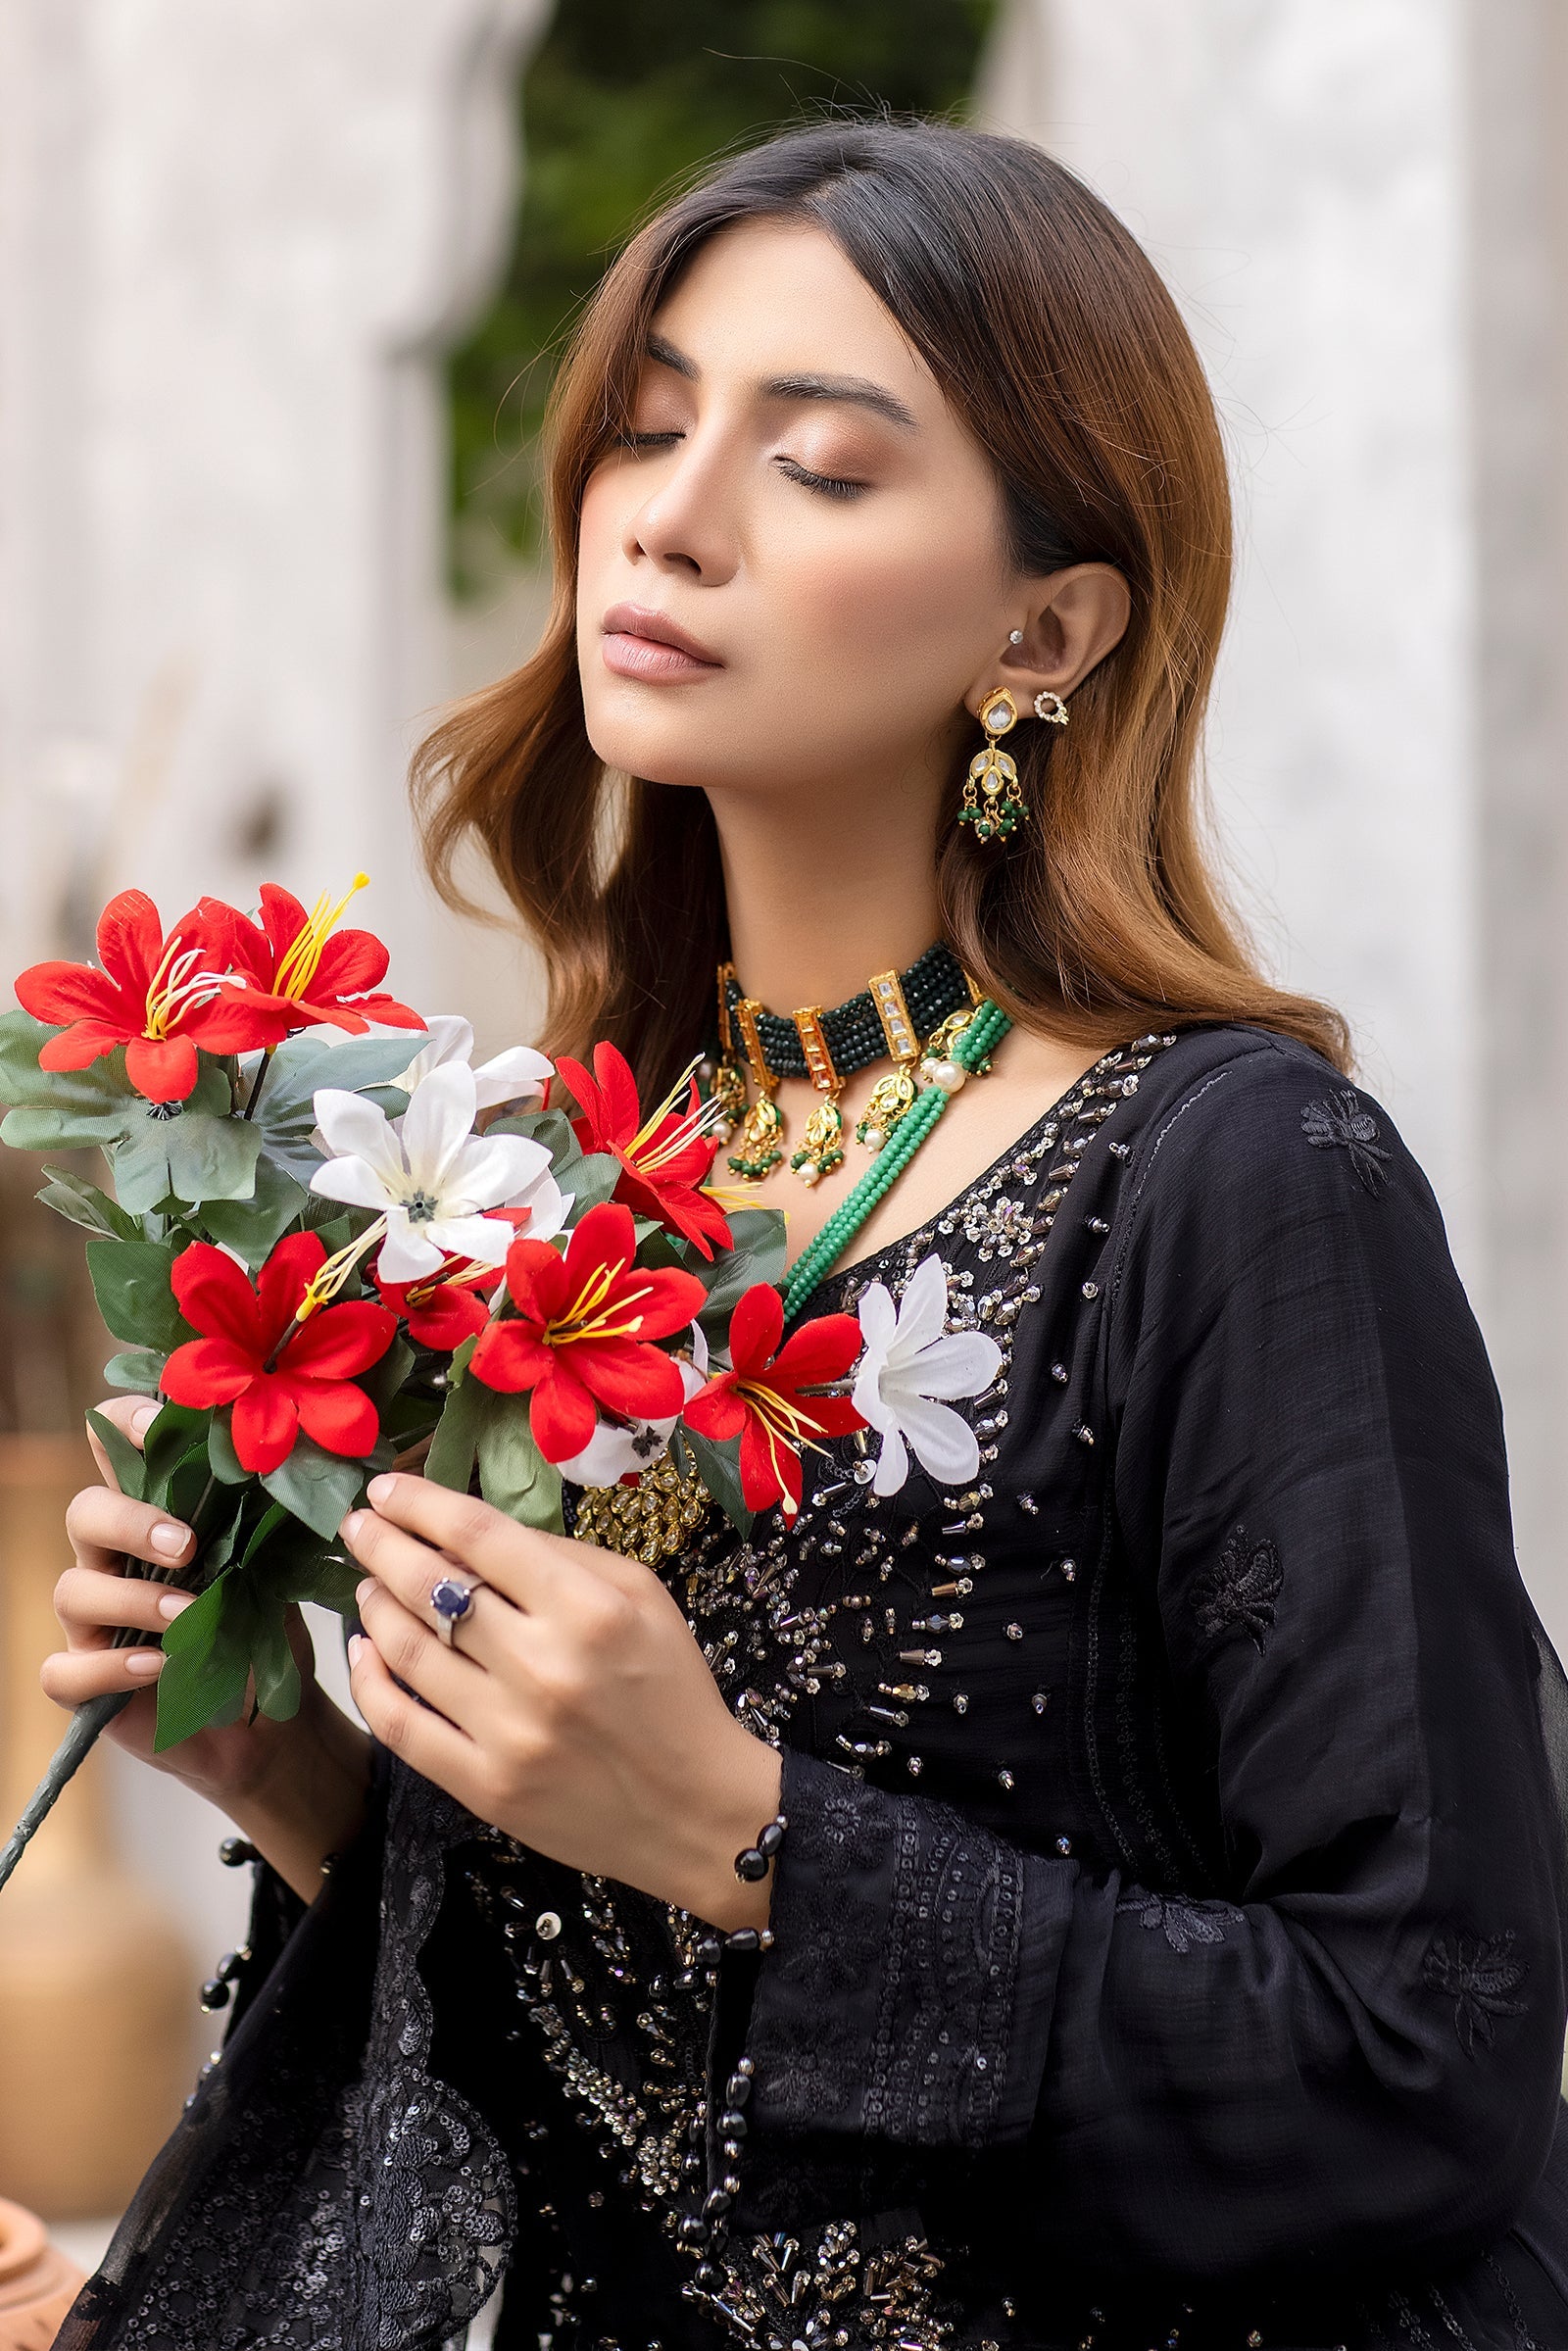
[963,563,1131,719]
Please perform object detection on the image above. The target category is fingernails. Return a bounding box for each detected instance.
[150,1523,187,1557]
[131,1402,160,1436]
[342,1511,365,1543]
[347,1634,365,1668]
[126,1648,164,1676]
[367,1476,394,1506]
[355,1577,375,1608]
[158,1592,193,1620]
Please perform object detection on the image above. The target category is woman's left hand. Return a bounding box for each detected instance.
[341,1473,781,1933]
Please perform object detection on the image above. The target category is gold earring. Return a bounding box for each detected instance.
[1034,689,1069,725]
[958,687,1027,844]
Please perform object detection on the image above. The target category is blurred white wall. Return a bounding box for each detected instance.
[980,0,1568,1646]
[0,0,551,1985]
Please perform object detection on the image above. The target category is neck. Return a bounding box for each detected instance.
[710,778,945,1014]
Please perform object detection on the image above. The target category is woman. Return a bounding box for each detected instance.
[45,120,1568,2350]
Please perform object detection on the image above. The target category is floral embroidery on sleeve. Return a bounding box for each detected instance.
[1116,1889,1245,1952]
[1192,1525,1283,1653]
[1421,1928,1530,2055]
[1300,1089,1393,1196]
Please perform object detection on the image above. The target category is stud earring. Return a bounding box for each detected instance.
[1007,629,1024,645]
[1034,689,1069,726]
[957,687,1027,844]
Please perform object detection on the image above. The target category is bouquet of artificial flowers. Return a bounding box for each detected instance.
[0,877,1000,1890]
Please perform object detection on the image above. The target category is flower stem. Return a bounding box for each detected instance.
[241,1046,275,1121]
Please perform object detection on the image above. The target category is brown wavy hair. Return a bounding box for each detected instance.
[416,118,1349,1090]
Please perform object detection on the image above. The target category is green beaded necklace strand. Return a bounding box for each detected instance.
[778,998,1013,1321]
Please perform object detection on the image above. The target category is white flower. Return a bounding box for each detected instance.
[391,1013,553,1111]
[557,1327,708,1488]
[852,1252,1003,1496]
[309,1060,568,1283]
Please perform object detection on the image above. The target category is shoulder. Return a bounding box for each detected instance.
[1118,1023,1427,1217]
[1103,1024,1458,1307]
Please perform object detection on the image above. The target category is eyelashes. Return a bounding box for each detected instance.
[619,432,868,503]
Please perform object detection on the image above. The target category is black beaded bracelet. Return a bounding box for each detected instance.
[733,1811,787,1884]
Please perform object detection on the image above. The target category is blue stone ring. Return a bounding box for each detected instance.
[429,1572,482,1647]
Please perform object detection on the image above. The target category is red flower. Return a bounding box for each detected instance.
[556,1042,731,1260]
[469,1200,707,1463]
[161,1232,397,1474]
[14,889,276,1103]
[376,1263,497,1350]
[201,877,423,1040]
[373,1206,535,1350]
[684,1285,864,1519]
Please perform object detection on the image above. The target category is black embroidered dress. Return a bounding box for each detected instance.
[60,1025,1568,2351]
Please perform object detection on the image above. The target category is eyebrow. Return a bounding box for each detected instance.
[644,332,919,432]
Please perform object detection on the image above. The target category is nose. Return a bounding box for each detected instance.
[622,431,739,586]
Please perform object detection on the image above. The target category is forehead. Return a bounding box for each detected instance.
[647,218,941,417]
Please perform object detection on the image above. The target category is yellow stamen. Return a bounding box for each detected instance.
[273,871,370,1003]
[542,1266,653,1349]
[623,1056,730,1178]
[142,935,223,1039]
[296,1218,386,1322]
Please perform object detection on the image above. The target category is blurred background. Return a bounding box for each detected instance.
[0,0,1564,2278]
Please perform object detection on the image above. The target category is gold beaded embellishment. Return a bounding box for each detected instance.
[789,1006,845,1186]
[572,1454,712,1564]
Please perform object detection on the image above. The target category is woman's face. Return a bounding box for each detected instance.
[575,219,1028,805]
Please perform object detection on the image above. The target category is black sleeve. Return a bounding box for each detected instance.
[742,1045,1568,2281]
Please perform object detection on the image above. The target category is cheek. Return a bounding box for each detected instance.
[764,499,1002,700]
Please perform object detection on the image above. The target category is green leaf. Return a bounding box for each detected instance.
[253,1032,419,1181]
[160,1110,263,1205]
[247,1590,302,1722]
[267,1541,362,1616]
[85,1405,147,1502]
[425,1369,485,1494]
[261,1435,367,1542]
[154,1570,250,1747]
[358,1334,415,1420]
[699,1208,787,1319]
[84,1238,188,1349]
[104,1348,167,1395]
[36,1166,141,1241]
[0,1017,130,1142]
[477,1399,564,1533]
[559,1150,621,1216]
[207,1409,249,1485]
[199,1157,308,1267]
[140,1402,211,1501]
[678,1428,753,1540]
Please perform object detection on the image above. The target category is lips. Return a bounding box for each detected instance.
[601,602,721,666]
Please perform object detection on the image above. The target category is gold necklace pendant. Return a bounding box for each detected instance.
[728,1088,784,1180]
[708,1056,748,1143]
[789,1005,845,1185]
[857,1064,917,1152]
[791,1095,845,1186]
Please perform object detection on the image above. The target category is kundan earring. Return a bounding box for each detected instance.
[958,686,1027,843]
[1034,688,1069,725]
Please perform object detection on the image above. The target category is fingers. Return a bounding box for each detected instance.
[40,1640,167,1709]
[54,1560,192,1648]
[346,1627,478,1787]
[84,1395,161,1489]
[353,1474,559,1611]
[352,1573,482,1718]
[65,1483,194,1584]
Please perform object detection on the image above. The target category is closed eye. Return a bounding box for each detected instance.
[774,456,868,501]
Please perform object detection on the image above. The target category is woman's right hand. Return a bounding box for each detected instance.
[43,1396,354,1814]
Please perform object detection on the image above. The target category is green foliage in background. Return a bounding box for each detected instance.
[447,0,998,593]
